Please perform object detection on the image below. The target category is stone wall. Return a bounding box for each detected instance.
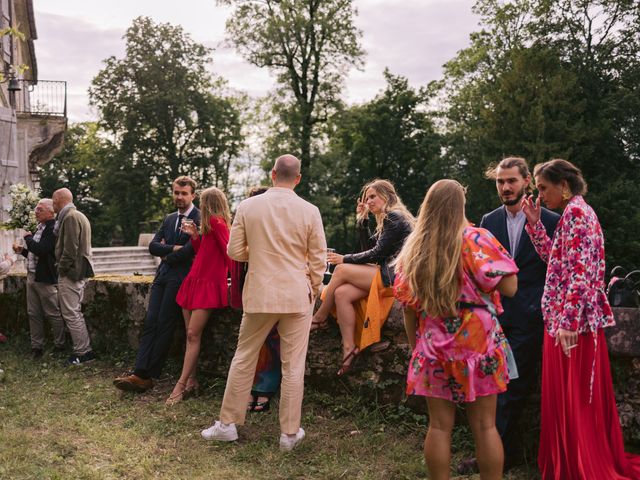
[1,274,639,442]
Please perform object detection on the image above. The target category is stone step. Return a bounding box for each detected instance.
[92,246,158,276]
[94,265,156,276]
[92,255,156,264]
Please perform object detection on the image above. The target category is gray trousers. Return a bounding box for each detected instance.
[26,272,65,350]
[58,276,92,355]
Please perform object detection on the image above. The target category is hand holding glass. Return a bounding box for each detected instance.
[180,218,197,236]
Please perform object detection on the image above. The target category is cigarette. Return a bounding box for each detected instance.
[566,344,578,350]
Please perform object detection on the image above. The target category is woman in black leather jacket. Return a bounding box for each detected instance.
[312,179,414,375]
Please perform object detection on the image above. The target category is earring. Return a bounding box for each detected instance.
[562,189,571,200]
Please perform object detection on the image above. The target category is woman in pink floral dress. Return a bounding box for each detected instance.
[394,179,518,480]
[522,159,640,480]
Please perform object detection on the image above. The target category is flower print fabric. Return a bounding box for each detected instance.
[395,226,519,403]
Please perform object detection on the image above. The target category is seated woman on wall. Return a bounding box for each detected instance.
[166,187,232,406]
[311,179,414,375]
[394,179,519,480]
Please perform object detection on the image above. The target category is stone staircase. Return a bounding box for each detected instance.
[92,246,158,276]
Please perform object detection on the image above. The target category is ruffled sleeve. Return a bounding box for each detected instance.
[393,269,418,310]
[463,228,519,293]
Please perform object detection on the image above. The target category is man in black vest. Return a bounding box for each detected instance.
[459,157,560,473]
[13,198,65,358]
[114,176,200,392]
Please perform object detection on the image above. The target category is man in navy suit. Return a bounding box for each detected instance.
[114,176,201,392]
[459,157,560,473]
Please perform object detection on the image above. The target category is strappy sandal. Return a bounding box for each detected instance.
[165,381,187,406]
[247,394,271,413]
[337,348,359,376]
[183,376,200,400]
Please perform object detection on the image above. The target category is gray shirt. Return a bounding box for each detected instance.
[505,207,526,255]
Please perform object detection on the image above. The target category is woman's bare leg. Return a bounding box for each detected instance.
[334,283,368,362]
[312,264,377,324]
[425,397,456,480]
[466,394,503,480]
[168,309,212,399]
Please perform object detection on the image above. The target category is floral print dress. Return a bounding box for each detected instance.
[395,226,519,403]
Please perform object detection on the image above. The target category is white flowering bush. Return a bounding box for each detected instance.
[2,183,40,233]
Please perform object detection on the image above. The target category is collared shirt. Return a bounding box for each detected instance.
[505,207,526,255]
[174,203,195,232]
[26,222,46,273]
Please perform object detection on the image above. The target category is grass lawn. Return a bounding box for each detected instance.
[0,336,540,479]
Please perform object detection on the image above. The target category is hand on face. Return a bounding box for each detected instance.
[521,194,541,226]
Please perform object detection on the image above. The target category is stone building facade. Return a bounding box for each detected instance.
[0,0,67,254]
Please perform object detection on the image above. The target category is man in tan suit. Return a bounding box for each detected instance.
[53,188,96,365]
[202,154,326,451]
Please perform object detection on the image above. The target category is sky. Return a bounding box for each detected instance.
[33,0,481,122]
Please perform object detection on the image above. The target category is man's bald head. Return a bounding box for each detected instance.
[52,188,73,213]
[272,154,301,186]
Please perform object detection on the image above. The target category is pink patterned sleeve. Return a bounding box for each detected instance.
[524,219,553,263]
[558,206,592,331]
[464,229,518,293]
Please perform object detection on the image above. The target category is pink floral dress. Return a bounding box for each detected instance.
[395,226,519,403]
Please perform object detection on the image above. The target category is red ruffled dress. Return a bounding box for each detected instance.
[176,215,231,310]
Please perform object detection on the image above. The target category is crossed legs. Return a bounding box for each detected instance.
[312,263,376,365]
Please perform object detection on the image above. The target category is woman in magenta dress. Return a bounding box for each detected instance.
[394,179,518,480]
[522,159,640,479]
[166,186,232,405]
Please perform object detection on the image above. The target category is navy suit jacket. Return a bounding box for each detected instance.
[148,207,201,280]
[480,206,560,329]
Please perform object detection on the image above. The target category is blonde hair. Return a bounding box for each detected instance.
[199,187,231,234]
[359,179,415,234]
[394,179,467,317]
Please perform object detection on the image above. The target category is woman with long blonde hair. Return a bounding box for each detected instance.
[167,186,232,405]
[394,179,518,480]
[312,179,414,375]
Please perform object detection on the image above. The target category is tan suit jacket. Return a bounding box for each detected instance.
[228,187,326,314]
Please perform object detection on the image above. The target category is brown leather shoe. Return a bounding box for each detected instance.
[113,373,153,393]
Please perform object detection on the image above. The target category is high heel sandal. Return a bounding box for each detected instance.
[183,376,200,400]
[247,394,271,413]
[337,347,359,376]
[165,381,187,406]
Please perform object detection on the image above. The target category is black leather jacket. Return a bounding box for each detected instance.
[343,210,412,286]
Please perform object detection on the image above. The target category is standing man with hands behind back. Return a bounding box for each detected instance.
[114,176,200,393]
[52,188,96,365]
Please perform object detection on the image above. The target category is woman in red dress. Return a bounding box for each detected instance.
[166,187,232,405]
[522,159,640,479]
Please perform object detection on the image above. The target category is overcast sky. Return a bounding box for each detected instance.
[33,0,480,122]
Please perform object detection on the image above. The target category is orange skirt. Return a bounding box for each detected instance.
[320,269,395,350]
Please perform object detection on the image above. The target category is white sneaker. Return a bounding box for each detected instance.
[201,421,238,441]
[279,427,305,451]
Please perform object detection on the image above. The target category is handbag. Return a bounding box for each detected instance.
[607,266,640,308]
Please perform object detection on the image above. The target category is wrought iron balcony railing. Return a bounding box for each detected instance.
[15,80,67,117]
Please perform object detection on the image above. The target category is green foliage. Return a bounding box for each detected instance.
[437,0,640,268]
[88,16,244,242]
[219,0,364,196]
[317,70,444,250]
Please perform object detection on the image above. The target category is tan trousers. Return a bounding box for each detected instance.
[58,276,92,355]
[26,272,65,349]
[220,309,313,434]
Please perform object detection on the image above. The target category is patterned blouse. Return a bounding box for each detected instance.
[525,195,614,336]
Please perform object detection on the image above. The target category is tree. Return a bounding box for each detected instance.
[318,70,443,250]
[38,123,114,246]
[218,0,364,196]
[437,0,640,267]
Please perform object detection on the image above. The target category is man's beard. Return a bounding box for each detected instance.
[500,188,525,206]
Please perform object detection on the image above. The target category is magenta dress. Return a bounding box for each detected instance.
[176,215,231,310]
[395,227,519,403]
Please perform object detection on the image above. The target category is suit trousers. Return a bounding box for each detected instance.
[134,274,182,379]
[26,272,65,349]
[220,309,313,435]
[58,276,92,355]
[497,321,544,459]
